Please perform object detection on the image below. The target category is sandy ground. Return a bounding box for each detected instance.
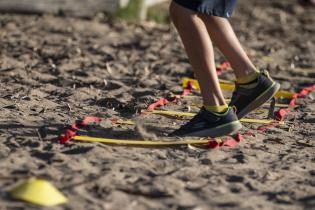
[0,0,315,209]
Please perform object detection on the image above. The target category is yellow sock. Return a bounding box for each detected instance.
[204,104,228,113]
[237,71,260,84]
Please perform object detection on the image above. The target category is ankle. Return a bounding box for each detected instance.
[204,104,228,113]
[236,70,260,84]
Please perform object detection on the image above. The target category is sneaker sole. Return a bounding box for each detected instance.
[237,82,281,119]
[186,120,242,138]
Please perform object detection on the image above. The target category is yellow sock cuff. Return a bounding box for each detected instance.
[204,104,228,113]
[237,71,260,84]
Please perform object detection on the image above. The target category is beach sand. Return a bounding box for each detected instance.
[0,0,314,209]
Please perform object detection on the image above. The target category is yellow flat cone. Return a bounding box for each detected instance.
[10,178,67,206]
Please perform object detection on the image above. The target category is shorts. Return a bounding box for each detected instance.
[173,0,238,18]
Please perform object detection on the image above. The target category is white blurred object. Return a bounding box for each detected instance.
[120,0,130,8]
[0,0,168,19]
[139,0,169,20]
[145,0,168,7]
[0,0,134,17]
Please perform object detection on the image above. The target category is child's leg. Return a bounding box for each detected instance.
[169,1,226,108]
[198,15,258,81]
[198,15,280,119]
[169,1,242,137]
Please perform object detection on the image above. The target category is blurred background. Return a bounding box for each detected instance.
[0,0,170,22]
[0,1,314,210]
[0,0,314,23]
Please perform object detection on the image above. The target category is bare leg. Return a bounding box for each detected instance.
[198,15,258,79]
[169,1,225,106]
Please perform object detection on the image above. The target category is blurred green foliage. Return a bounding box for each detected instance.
[116,0,143,21]
[147,2,169,23]
[116,0,169,23]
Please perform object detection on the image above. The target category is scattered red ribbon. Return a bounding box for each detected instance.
[59,116,102,144]
[146,80,197,112]
[275,84,315,121]
[207,133,244,149]
[147,61,231,111]
[216,61,231,75]
[146,97,177,112]
[240,84,315,138]
[182,81,194,96]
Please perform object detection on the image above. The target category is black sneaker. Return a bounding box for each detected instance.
[229,70,280,119]
[169,107,242,137]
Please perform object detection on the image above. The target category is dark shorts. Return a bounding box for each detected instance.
[173,0,238,18]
